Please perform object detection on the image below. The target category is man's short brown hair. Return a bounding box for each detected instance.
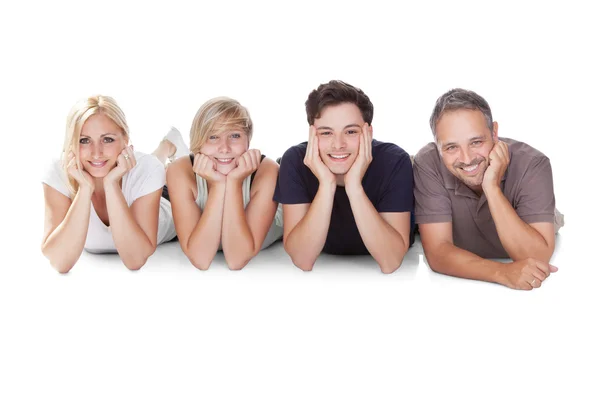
[305,80,374,125]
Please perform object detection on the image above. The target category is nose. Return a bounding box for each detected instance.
[91,142,103,159]
[457,146,475,165]
[332,133,346,150]
[218,138,231,153]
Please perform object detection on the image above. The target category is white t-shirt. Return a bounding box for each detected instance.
[42,151,176,253]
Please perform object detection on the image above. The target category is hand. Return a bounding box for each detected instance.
[501,258,558,290]
[303,125,335,186]
[344,123,373,190]
[104,145,136,185]
[483,140,509,191]
[66,151,95,192]
[193,153,226,185]
[228,149,262,183]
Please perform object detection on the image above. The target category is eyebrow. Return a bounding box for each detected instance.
[316,124,362,131]
[442,135,486,147]
[80,133,118,138]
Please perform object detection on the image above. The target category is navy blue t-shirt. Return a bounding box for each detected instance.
[273,139,414,255]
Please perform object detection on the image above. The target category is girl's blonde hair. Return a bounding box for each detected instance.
[62,95,129,196]
[189,97,253,154]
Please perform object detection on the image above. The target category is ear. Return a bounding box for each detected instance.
[492,121,499,142]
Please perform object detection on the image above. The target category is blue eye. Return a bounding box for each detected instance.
[209,135,218,140]
[230,133,241,139]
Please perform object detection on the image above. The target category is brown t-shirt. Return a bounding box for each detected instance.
[413,138,556,258]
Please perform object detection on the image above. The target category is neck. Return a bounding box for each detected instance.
[335,174,345,187]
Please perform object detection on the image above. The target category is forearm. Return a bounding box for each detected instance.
[42,188,93,273]
[105,182,155,269]
[285,183,336,270]
[347,186,408,273]
[424,241,506,284]
[221,180,255,270]
[485,186,552,261]
[185,184,226,270]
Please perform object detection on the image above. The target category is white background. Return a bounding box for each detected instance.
[1,0,599,399]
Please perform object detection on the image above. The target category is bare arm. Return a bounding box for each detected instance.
[221,157,280,270]
[346,185,410,273]
[104,181,159,270]
[282,182,336,271]
[420,222,557,289]
[41,184,92,273]
[167,156,225,270]
[485,186,555,262]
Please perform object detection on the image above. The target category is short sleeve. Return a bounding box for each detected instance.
[376,150,414,213]
[273,145,312,204]
[413,151,452,224]
[515,156,556,224]
[125,153,166,203]
[41,159,71,199]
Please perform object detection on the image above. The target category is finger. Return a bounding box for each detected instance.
[237,153,248,169]
[366,127,373,162]
[533,260,551,278]
[123,146,135,171]
[529,276,542,289]
[530,268,546,283]
[117,153,127,169]
[251,150,261,169]
[496,141,508,161]
[305,127,315,163]
[549,264,559,273]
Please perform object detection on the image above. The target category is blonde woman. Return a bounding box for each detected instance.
[41,95,189,273]
[166,97,283,270]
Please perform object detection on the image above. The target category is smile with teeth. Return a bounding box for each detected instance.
[89,160,108,168]
[460,162,480,174]
[328,153,350,161]
[216,158,234,164]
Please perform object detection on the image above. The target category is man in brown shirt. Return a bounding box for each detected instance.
[413,88,563,290]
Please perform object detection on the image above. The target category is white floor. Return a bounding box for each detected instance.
[4,222,599,400]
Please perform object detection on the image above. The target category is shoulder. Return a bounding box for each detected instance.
[166,153,195,186]
[504,137,549,165]
[281,142,308,163]
[413,142,440,167]
[370,140,412,171]
[251,157,279,189]
[131,151,164,174]
[41,157,71,198]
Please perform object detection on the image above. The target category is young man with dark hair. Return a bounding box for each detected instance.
[273,80,414,273]
[414,88,564,290]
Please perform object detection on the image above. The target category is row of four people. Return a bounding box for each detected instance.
[42,81,563,290]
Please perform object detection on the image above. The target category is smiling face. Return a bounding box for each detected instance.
[435,109,498,191]
[199,127,249,175]
[315,103,365,176]
[78,113,128,178]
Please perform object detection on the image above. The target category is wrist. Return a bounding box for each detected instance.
[482,180,501,196]
[344,181,364,196]
[226,174,246,185]
[489,260,508,285]
[77,185,94,197]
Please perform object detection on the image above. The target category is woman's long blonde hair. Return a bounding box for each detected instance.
[189,97,253,154]
[62,95,129,196]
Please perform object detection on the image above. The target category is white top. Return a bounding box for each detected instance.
[42,151,177,253]
[194,173,283,250]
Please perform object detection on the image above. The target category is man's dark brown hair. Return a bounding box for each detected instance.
[305,80,374,125]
